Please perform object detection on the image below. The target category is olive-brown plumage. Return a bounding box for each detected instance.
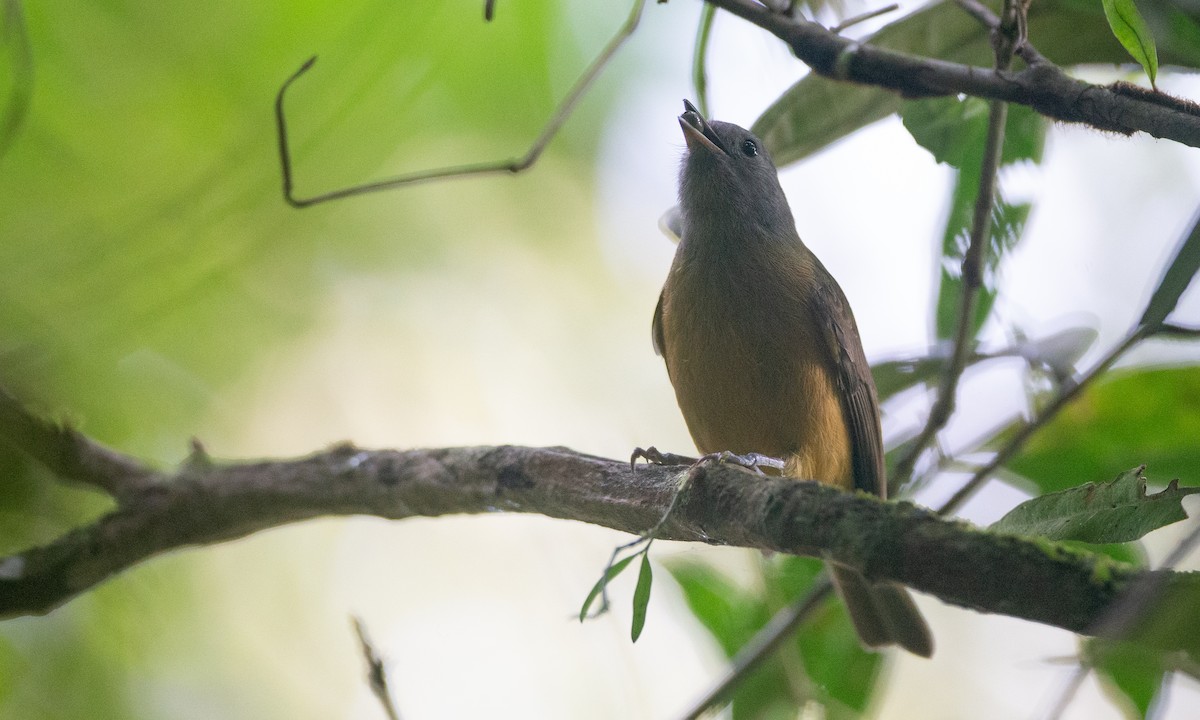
[653,100,933,657]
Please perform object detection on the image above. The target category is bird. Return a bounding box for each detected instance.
[649,99,933,657]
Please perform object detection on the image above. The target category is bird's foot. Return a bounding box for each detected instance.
[698,451,785,476]
[630,446,784,476]
[630,446,698,472]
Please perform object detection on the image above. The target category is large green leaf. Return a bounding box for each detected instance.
[990,467,1200,542]
[1007,367,1200,494]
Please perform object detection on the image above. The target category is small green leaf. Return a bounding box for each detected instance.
[872,355,951,402]
[1091,640,1167,719]
[1139,207,1200,329]
[630,552,653,642]
[579,553,636,622]
[990,467,1200,542]
[1102,0,1160,86]
[665,560,767,656]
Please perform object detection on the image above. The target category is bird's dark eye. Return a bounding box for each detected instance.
[741,139,758,157]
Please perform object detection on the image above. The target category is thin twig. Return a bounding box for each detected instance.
[352,616,403,720]
[591,464,693,616]
[890,2,1019,487]
[830,3,899,34]
[936,326,1150,515]
[275,0,646,208]
[692,3,717,119]
[950,0,1046,66]
[1042,665,1090,720]
[679,580,834,720]
[1157,322,1200,338]
[0,386,157,499]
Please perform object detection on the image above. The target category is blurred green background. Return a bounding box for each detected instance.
[3,0,1200,718]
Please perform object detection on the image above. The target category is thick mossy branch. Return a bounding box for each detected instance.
[0,442,1181,634]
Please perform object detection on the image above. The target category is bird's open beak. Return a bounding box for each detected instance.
[678,99,728,156]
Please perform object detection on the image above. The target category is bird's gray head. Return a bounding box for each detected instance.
[676,100,795,242]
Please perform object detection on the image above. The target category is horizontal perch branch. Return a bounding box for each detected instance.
[0,401,1177,636]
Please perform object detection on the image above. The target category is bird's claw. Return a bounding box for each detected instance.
[631,446,698,472]
[698,451,785,476]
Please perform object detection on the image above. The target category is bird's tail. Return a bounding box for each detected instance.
[827,562,933,658]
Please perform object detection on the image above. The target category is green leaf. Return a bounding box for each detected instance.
[900,95,992,168]
[1061,540,1149,568]
[1008,366,1200,494]
[990,467,1200,542]
[630,552,653,642]
[932,189,1030,340]
[1139,207,1200,329]
[872,355,950,402]
[666,560,767,656]
[1092,640,1167,719]
[579,553,636,622]
[900,97,1043,340]
[1102,0,1160,86]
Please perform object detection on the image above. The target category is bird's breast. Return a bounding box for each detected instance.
[660,247,853,486]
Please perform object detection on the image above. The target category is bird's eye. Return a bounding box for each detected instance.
[741,139,758,157]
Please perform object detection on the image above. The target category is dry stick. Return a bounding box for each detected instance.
[275,0,646,208]
[352,616,403,720]
[679,581,834,720]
